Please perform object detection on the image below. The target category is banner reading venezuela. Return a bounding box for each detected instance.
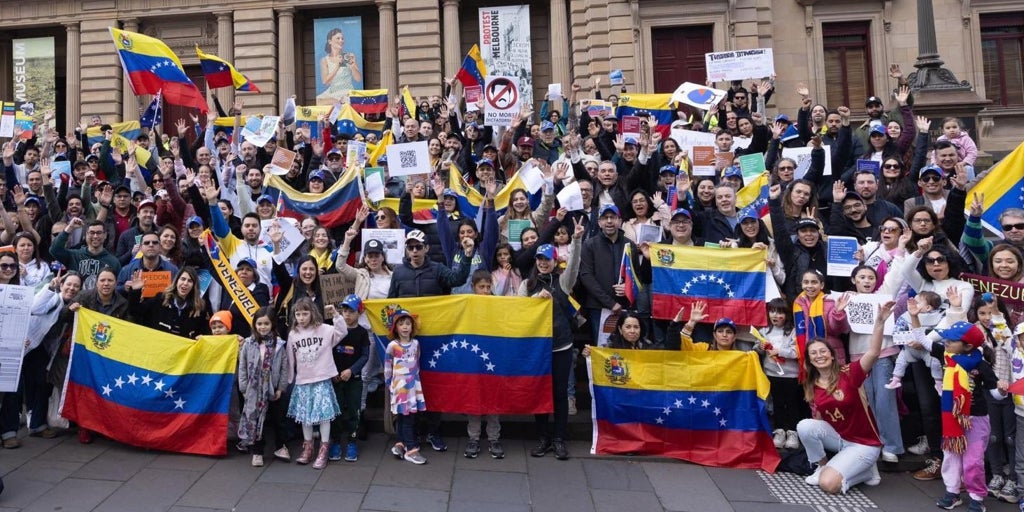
[60,309,237,456]
[588,347,780,472]
[650,244,767,326]
[364,296,552,415]
[264,170,362,228]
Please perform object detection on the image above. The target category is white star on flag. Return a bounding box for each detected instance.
[713,407,721,416]
[101,385,112,396]
[655,417,664,424]
[688,396,697,404]
[433,350,441,359]
[154,380,165,391]
[701,399,710,408]
[662,406,672,415]
[719,418,727,427]
[441,344,450,352]
[674,399,684,408]
[174,398,186,409]
[480,352,490,361]
[164,388,176,398]
[114,376,125,389]
[127,373,138,385]
[460,340,470,349]
[485,362,495,372]
[471,344,480,353]
[428,360,437,368]
[141,374,153,386]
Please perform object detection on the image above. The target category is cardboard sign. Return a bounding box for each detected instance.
[483,75,521,126]
[141,271,172,298]
[320,273,355,306]
[669,82,728,111]
[691,146,717,176]
[268,147,296,175]
[464,86,482,111]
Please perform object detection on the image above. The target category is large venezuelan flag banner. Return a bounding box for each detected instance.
[968,139,1024,234]
[364,296,553,415]
[265,170,362,228]
[615,93,674,138]
[588,347,780,472]
[650,244,767,326]
[60,309,237,456]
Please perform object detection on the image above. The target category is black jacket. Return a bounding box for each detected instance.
[387,257,471,298]
[126,288,211,339]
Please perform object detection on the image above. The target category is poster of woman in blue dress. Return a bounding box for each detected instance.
[314,17,363,105]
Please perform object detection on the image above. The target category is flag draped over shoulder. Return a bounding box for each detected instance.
[265,171,362,228]
[969,139,1024,234]
[588,347,780,472]
[616,93,674,138]
[364,296,553,415]
[61,309,237,456]
[650,244,767,326]
[349,89,389,115]
[455,44,487,88]
[109,28,208,113]
[196,46,260,92]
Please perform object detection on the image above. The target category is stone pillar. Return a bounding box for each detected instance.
[549,0,571,89]
[64,23,81,135]
[216,11,235,108]
[396,0,442,97]
[121,18,140,122]
[442,0,460,80]
[377,0,398,96]
[277,8,295,104]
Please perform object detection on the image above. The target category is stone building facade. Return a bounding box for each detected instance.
[0,0,1020,154]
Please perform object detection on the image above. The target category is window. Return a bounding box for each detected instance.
[823,21,873,108]
[981,13,1024,107]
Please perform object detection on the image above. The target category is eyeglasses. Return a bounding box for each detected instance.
[912,218,933,224]
[376,215,387,221]
[883,163,902,169]
[87,231,106,238]
[1002,223,1024,232]
[114,194,130,199]
[879,226,902,233]
[406,244,425,251]
[842,203,863,212]
[920,175,942,183]
[151,179,163,183]
[141,240,160,246]
[669,219,692,225]
[734,96,747,101]
[0,264,17,271]
[925,256,947,265]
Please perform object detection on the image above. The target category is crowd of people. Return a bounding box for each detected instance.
[2,64,1022,511]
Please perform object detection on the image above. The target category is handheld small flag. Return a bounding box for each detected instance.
[139,91,162,129]
[619,244,642,306]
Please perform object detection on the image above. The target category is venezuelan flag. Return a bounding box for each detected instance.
[736,171,770,217]
[588,347,780,472]
[265,170,362,228]
[295,105,333,138]
[448,165,543,219]
[349,89,389,116]
[109,28,207,112]
[968,139,1024,234]
[616,93,674,138]
[196,46,260,92]
[364,296,553,415]
[61,309,237,456]
[650,245,767,326]
[400,86,416,120]
[376,197,438,225]
[366,130,392,166]
[86,121,141,149]
[455,44,487,88]
[336,104,385,139]
[620,244,642,305]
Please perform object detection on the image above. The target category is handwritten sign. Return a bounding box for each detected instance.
[320,273,355,306]
[705,48,775,82]
[141,271,172,298]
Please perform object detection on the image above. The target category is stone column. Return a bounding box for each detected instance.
[64,23,81,135]
[277,8,295,104]
[442,0,461,80]
[377,0,398,95]
[549,0,571,89]
[216,11,235,108]
[121,18,140,122]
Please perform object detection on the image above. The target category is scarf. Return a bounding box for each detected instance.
[941,349,982,454]
[794,292,826,383]
[310,248,333,272]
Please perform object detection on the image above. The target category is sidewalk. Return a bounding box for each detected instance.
[0,431,1020,512]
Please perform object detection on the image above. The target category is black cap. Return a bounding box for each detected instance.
[795,218,819,231]
[865,96,883,107]
[364,239,385,255]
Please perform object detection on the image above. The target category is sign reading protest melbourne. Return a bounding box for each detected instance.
[480,5,533,106]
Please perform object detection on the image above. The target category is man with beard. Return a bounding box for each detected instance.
[828,187,875,242]
[853,169,902,227]
[904,165,948,216]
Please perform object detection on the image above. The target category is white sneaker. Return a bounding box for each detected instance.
[881,451,898,463]
[907,435,929,455]
[568,396,578,416]
[251,454,264,467]
[784,431,800,450]
[772,429,785,449]
[805,464,824,486]
[865,464,881,486]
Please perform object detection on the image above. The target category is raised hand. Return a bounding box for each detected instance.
[947,285,963,309]
[832,180,846,203]
[895,85,910,106]
[889,64,903,80]
[969,192,984,218]
[572,217,585,239]
[915,115,931,133]
[877,300,896,321]
[175,118,188,136]
[689,300,708,324]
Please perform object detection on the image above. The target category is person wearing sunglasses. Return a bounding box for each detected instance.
[114,232,178,293]
[903,165,948,216]
[901,237,974,313]
[877,157,917,207]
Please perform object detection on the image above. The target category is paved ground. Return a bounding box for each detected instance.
[0,430,1021,512]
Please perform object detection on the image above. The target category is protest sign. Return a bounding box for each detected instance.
[347,140,366,167]
[856,159,880,177]
[320,273,354,306]
[464,86,482,111]
[0,285,32,392]
[584,100,613,118]
[691,146,717,176]
[556,182,584,211]
[268,147,296,175]
[842,293,896,335]
[361,228,405,264]
[385,141,431,177]
[483,75,521,127]
[669,82,728,111]
[621,116,641,140]
[241,115,279,148]
[705,48,775,82]
[609,69,624,86]
[960,273,1024,310]
[141,271,173,299]
[826,236,860,276]
[259,218,303,264]
[670,128,717,166]
[782,145,833,177]
[738,153,766,183]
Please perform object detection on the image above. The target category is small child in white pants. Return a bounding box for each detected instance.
[886,291,962,393]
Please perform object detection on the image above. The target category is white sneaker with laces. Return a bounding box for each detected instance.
[805,464,824,486]
[784,431,800,450]
[881,451,898,463]
[865,464,881,486]
[907,435,929,455]
[772,429,785,449]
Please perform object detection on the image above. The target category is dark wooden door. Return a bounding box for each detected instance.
[652,25,714,93]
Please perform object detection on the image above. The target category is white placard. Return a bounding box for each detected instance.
[241,115,280,148]
[384,140,431,177]
[670,128,717,166]
[556,181,584,211]
[483,75,522,127]
[361,228,405,265]
[517,161,545,194]
[843,293,897,335]
[636,224,663,245]
[705,48,776,82]
[479,5,533,106]
[259,218,303,264]
[0,285,33,392]
[365,172,385,202]
[669,82,728,111]
[547,83,562,99]
[782,145,833,178]
[347,140,367,167]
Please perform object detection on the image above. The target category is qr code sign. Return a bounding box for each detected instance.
[399,150,417,168]
[846,301,874,326]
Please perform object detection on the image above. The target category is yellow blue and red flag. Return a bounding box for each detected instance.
[264,170,362,228]
[349,89,389,116]
[376,196,439,225]
[620,244,642,305]
[294,105,333,138]
[968,139,1024,234]
[616,93,674,138]
[455,44,488,88]
[447,165,542,219]
[650,244,767,326]
[736,171,770,217]
[109,28,207,112]
[61,309,237,456]
[400,86,417,120]
[588,347,780,471]
[364,296,553,415]
[196,46,260,92]
[336,104,386,139]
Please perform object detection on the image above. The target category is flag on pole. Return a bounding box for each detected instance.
[400,86,417,120]
[349,89,389,116]
[455,44,488,88]
[619,244,642,306]
[650,245,767,326]
[196,46,260,92]
[109,28,208,112]
[139,91,162,129]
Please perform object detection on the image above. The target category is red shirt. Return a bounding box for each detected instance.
[812,363,882,447]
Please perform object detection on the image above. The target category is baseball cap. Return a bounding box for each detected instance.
[23,195,42,207]
[739,209,759,222]
[257,194,274,204]
[938,321,985,349]
[659,165,679,175]
[114,184,131,195]
[137,199,156,211]
[465,121,480,130]
[842,191,865,203]
[774,114,790,124]
[865,96,884,106]
[155,189,169,199]
[340,294,364,313]
[869,124,888,137]
[780,125,800,143]
[598,204,621,217]
[535,244,556,260]
[795,218,819,231]
[623,137,639,146]
[387,308,417,335]
[442,188,458,198]
[308,170,325,182]
[723,166,742,180]
[236,257,257,269]
[541,120,556,132]
[516,136,535,147]
[670,208,692,220]
[209,311,232,332]
[476,158,494,168]
[920,165,944,178]
[406,230,427,244]
[363,239,385,255]
[326,148,343,157]
[85,153,99,162]
[186,216,204,228]
[713,318,737,332]
[482,144,498,153]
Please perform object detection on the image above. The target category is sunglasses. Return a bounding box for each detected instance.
[152,179,163,183]
[925,256,947,265]
[141,240,160,246]
[920,175,942,183]
[1002,223,1024,232]
[879,226,902,233]
[777,166,795,171]
[406,244,425,251]
[883,163,902,169]
[0,263,17,271]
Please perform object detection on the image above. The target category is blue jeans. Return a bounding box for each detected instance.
[862,355,904,454]
[396,413,418,450]
[798,418,881,492]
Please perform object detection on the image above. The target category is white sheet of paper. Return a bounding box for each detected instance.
[636,224,663,245]
[365,172,386,202]
[361,228,405,265]
[385,141,431,177]
[782,145,833,178]
[517,161,545,194]
[557,182,584,211]
[0,285,32,392]
[259,218,303,264]
[843,293,897,335]
[547,83,562,99]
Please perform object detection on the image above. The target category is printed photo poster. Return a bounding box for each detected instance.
[313,17,364,106]
[11,37,55,128]
[0,285,33,392]
[480,5,533,106]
